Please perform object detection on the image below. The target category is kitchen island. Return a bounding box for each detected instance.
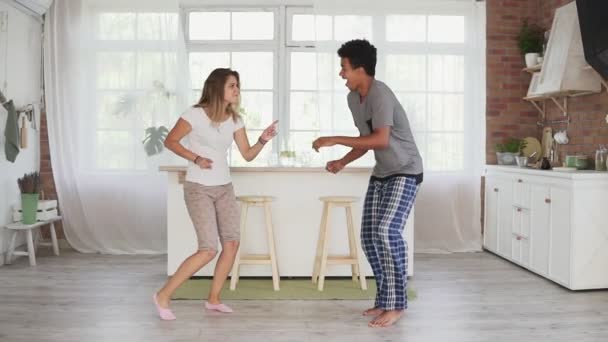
[160,166,415,277]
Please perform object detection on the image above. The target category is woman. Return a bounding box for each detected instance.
[153,68,277,320]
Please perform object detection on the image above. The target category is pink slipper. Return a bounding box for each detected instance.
[205,301,233,313]
[153,293,176,320]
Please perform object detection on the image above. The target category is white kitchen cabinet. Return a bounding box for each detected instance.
[484,166,608,290]
[548,186,571,286]
[497,180,514,259]
[529,183,550,277]
[483,176,512,255]
[483,177,499,253]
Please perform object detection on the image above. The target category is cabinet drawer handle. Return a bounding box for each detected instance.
[517,179,523,183]
[493,188,499,192]
[545,198,551,204]
[517,207,522,212]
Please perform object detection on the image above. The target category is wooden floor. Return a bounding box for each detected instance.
[1,249,608,341]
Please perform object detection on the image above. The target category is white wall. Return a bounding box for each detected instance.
[0,2,42,263]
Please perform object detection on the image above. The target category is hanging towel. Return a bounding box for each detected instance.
[3,99,20,162]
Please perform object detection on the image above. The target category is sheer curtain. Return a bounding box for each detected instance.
[44,0,189,253]
[313,0,486,252]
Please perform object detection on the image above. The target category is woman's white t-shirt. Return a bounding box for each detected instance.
[180,107,244,186]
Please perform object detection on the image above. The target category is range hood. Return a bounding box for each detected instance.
[531,2,603,97]
[5,0,52,17]
[576,0,608,80]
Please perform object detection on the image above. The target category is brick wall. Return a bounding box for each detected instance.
[487,0,608,165]
[39,109,64,239]
[537,0,608,163]
[486,0,541,164]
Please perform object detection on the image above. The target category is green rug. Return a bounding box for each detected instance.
[172,278,417,300]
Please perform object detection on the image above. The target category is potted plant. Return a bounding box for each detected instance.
[279,150,296,166]
[496,138,527,165]
[17,172,41,224]
[517,19,545,68]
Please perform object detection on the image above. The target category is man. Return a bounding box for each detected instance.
[312,39,423,328]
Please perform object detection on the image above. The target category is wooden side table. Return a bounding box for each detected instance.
[4,216,62,266]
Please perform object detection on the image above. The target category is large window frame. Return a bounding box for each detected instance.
[183,6,281,166]
[89,9,182,171]
[89,4,474,171]
[281,6,472,170]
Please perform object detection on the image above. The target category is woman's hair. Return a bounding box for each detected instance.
[194,68,241,124]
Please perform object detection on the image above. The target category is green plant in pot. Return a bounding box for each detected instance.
[496,138,527,165]
[517,19,545,68]
[17,172,41,224]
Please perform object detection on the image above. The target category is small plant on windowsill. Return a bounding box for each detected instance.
[496,138,527,165]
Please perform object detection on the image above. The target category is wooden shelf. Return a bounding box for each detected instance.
[523,93,572,118]
[523,63,607,122]
[523,64,542,73]
[524,89,601,101]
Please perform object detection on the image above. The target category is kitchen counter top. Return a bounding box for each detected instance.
[159,165,373,173]
[485,165,608,180]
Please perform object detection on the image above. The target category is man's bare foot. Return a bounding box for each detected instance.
[362,307,385,316]
[368,310,403,328]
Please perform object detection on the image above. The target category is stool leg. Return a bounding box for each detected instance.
[26,229,36,266]
[317,203,332,291]
[312,202,329,284]
[230,203,248,290]
[6,230,18,265]
[50,222,60,256]
[264,202,280,291]
[346,205,366,290]
[33,228,40,253]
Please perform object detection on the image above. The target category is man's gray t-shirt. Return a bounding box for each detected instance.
[347,79,423,178]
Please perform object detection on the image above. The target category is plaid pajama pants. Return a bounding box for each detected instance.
[361,175,419,311]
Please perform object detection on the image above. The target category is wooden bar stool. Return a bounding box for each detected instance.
[230,196,280,291]
[312,196,367,291]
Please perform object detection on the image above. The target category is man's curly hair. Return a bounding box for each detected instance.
[337,39,377,77]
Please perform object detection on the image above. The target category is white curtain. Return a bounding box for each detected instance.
[313,0,486,252]
[44,0,189,253]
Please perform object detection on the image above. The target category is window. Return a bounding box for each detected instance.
[93,11,180,170]
[384,15,467,171]
[283,9,468,170]
[186,9,277,166]
[285,10,375,166]
[91,6,470,171]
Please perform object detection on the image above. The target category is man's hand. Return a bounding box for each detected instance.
[325,159,346,174]
[312,137,336,152]
[195,157,213,169]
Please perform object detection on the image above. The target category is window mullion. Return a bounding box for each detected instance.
[276,5,287,160]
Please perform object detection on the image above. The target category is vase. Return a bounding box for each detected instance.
[525,53,540,68]
[21,193,39,224]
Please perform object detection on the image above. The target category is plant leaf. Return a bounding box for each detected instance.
[142,125,169,156]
